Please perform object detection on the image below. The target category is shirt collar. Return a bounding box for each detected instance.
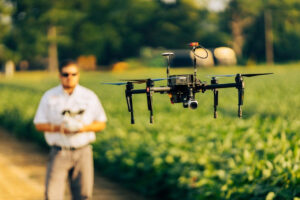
[59,84,80,97]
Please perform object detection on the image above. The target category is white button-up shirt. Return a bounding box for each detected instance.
[34,84,107,148]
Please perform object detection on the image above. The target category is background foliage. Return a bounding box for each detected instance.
[1,0,300,66]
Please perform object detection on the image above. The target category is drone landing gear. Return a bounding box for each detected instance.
[146,80,154,124]
[213,89,218,118]
[238,88,244,118]
[126,82,135,124]
[125,80,155,124]
[211,77,219,118]
[235,74,244,118]
[209,74,246,118]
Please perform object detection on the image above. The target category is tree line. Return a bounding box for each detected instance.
[1,0,300,69]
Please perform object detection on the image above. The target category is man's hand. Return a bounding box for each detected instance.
[34,123,76,134]
[62,119,83,133]
[35,121,106,134]
[78,121,106,133]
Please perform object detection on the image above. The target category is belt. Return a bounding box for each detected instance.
[51,144,89,151]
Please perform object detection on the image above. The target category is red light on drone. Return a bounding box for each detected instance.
[189,42,199,47]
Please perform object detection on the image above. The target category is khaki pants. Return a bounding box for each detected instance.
[45,145,93,200]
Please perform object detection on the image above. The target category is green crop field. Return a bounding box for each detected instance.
[0,64,300,199]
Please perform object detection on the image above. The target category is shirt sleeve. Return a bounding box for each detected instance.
[33,93,50,124]
[92,93,107,122]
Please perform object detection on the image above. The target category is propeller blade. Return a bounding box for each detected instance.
[101,82,127,85]
[120,77,180,83]
[207,75,232,78]
[241,73,273,77]
[152,78,168,81]
[120,79,148,82]
[103,76,188,85]
[120,78,155,83]
[208,73,273,78]
[102,79,152,85]
[161,52,174,56]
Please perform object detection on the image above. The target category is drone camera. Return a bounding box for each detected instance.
[188,99,198,109]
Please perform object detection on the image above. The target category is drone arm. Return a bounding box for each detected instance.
[204,83,237,90]
[131,89,147,94]
[151,87,171,93]
[130,87,171,94]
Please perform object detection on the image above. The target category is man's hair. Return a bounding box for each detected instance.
[59,59,78,73]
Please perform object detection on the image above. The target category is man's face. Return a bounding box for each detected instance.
[59,64,80,89]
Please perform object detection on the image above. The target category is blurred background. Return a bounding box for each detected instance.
[1,0,300,70]
[1,0,300,200]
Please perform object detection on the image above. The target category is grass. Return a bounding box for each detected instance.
[0,64,300,199]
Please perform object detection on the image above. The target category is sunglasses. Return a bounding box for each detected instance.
[61,73,78,77]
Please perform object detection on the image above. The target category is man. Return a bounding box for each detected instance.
[34,60,107,200]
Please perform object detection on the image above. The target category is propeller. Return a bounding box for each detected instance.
[120,78,167,83]
[101,78,162,85]
[161,52,174,57]
[101,82,128,85]
[239,73,273,77]
[102,77,186,85]
[208,73,273,78]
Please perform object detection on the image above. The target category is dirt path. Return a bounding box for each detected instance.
[0,127,146,200]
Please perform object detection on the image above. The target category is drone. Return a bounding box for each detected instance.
[103,42,273,124]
